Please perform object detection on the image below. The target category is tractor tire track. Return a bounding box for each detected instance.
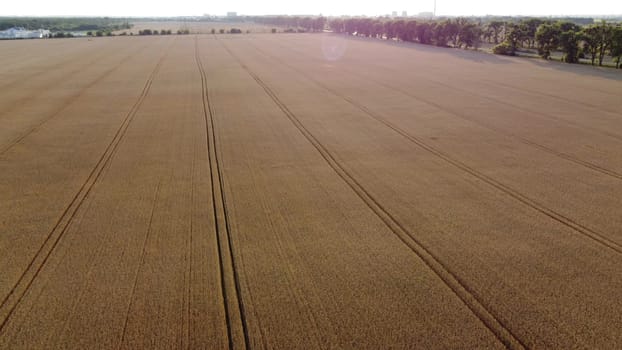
[219,39,527,350]
[484,79,621,116]
[313,43,622,151]
[387,78,622,180]
[307,34,621,104]
[182,137,196,350]
[0,42,148,119]
[0,49,92,91]
[262,38,622,177]
[0,45,169,333]
[364,57,622,143]
[455,79,622,143]
[0,42,102,89]
[0,40,142,92]
[118,180,162,349]
[344,67,622,181]
[0,44,151,156]
[245,40,622,254]
[194,36,249,350]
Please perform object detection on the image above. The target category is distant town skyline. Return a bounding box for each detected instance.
[2,0,622,17]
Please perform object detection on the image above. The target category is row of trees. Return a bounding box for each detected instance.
[0,17,131,32]
[491,20,622,67]
[252,16,327,33]
[84,28,185,36]
[330,18,489,49]
[533,21,622,67]
[51,32,75,38]
[86,30,114,36]
[210,28,249,34]
[327,17,622,68]
[137,29,174,35]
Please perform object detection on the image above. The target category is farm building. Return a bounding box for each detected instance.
[0,27,50,39]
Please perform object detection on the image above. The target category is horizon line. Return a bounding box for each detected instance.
[2,13,622,18]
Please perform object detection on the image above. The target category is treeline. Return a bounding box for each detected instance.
[328,17,622,68]
[330,17,483,49]
[533,21,622,66]
[209,28,248,34]
[137,29,175,35]
[0,17,131,32]
[251,16,327,33]
[51,32,75,38]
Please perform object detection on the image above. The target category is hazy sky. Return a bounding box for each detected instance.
[2,0,621,17]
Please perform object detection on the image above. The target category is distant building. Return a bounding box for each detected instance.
[391,11,398,18]
[227,12,237,17]
[417,12,434,19]
[402,11,407,17]
[0,27,50,39]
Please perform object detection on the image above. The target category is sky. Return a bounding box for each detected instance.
[2,0,621,17]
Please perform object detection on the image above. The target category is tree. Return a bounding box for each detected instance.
[610,26,622,68]
[559,29,580,63]
[558,21,581,32]
[581,21,613,66]
[444,19,461,47]
[393,20,408,41]
[408,20,419,42]
[356,18,373,37]
[415,22,434,44]
[596,22,613,66]
[312,16,326,32]
[459,23,483,49]
[519,18,543,48]
[329,18,344,33]
[487,21,504,44]
[371,21,384,38]
[581,26,598,65]
[581,25,601,65]
[384,21,397,40]
[535,23,560,59]
[299,17,312,32]
[504,23,521,55]
[482,26,493,43]
[493,42,514,55]
[433,21,450,46]
[344,19,357,35]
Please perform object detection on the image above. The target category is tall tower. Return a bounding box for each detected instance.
[434,0,437,17]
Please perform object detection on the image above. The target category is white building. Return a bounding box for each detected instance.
[0,27,50,39]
